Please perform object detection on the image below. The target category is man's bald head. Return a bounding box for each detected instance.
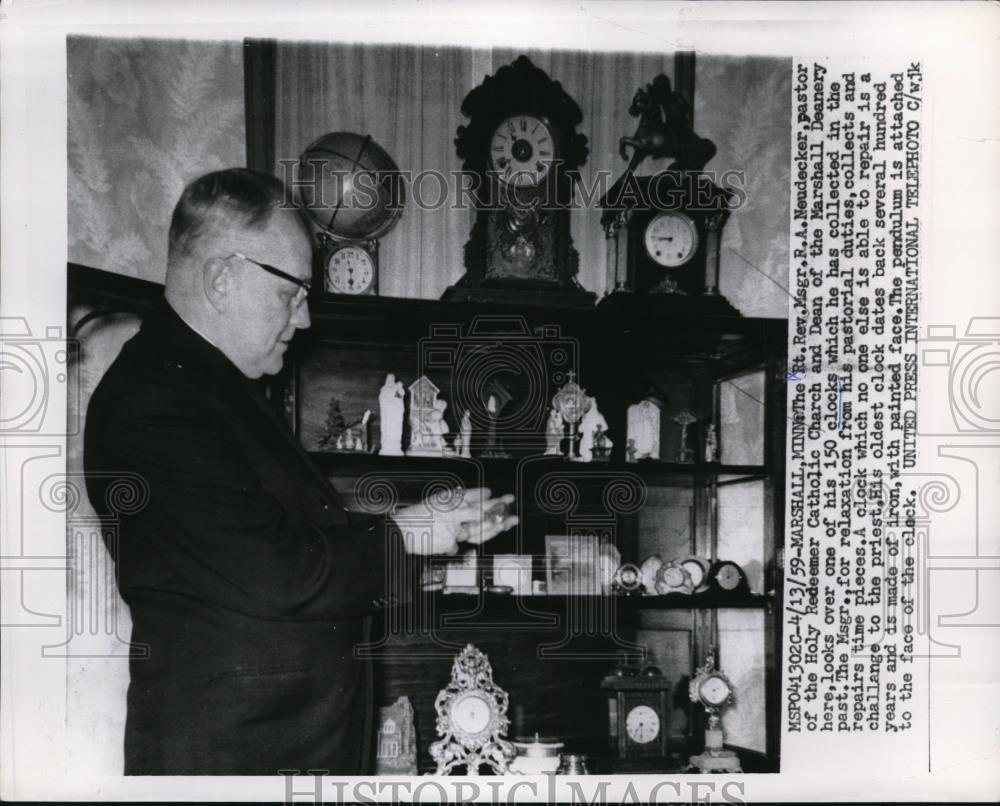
[164,169,313,378]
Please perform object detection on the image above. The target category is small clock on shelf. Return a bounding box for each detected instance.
[323,239,378,296]
[688,654,742,773]
[602,670,671,768]
[298,131,405,297]
[708,560,750,596]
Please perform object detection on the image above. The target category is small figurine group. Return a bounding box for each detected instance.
[377,373,472,458]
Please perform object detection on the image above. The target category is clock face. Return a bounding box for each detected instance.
[614,563,641,591]
[643,212,699,268]
[326,245,375,294]
[450,692,493,736]
[715,563,743,591]
[699,675,732,707]
[489,115,556,187]
[625,704,660,744]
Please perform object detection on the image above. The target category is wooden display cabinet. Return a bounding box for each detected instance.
[69,263,786,773]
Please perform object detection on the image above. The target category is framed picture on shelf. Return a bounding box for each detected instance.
[544,534,603,595]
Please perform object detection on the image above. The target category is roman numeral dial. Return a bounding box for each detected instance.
[488,114,556,187]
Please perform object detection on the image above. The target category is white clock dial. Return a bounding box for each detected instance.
[451,693,492,735]
[699,675,732,707]
[326,245,375,294]
[625,704,660,744]
[643,212,699,268]
[489,114,556,187]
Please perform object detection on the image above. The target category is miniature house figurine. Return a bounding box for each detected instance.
[407,375,445,456]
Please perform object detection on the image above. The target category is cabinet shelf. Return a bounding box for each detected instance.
[308,450,769,483]
[409,591,772,612]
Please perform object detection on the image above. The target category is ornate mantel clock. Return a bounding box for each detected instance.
[600,74,738,314]
[443,56,595,307]
[430,644,517,774]
[688,654,742,773]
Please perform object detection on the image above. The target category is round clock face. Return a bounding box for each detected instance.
[715,563,743,591]
[450,692,493,736]
[326,245,375,294]
[625,705,660,744]
[489,114,556,187]
[699,675,732,707]
[643,212,699,268]
[614,563,642,591]
[661,565,685,587]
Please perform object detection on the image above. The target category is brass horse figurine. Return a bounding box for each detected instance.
[618,74,717,172]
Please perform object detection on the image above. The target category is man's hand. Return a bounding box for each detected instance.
[391,487,518,556]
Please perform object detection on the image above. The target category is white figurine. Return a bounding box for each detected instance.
[577,397,610,462]
[705,423,719,463]
[544,407,563,456]
[379,373,405,456]
[431,398,452,456]
[459,410,472,458]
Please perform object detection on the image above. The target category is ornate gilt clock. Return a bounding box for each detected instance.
[443,55,595,307]
[430,644,517,775]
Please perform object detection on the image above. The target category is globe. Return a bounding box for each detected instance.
[298,132,405,241]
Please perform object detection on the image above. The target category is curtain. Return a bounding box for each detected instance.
[274,43,675,300]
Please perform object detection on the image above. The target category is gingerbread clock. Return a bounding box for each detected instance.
[443,55,595,307]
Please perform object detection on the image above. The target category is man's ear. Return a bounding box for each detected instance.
[203,256,232,312]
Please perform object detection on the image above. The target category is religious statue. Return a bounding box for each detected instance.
[577,396,611,462]
[378,373,405,456]
[458,409,472,458]
[673,410,698,463]
[704,423,719,463]
[432,398,454,456]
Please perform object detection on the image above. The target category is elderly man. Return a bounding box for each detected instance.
[84,168,516,775]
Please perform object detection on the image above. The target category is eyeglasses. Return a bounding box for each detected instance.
[229,252,311,307]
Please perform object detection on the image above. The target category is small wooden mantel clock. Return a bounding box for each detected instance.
[443,55,595,308]
[602,668,672,769]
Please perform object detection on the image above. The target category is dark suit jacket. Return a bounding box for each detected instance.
[85,299,407,775]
